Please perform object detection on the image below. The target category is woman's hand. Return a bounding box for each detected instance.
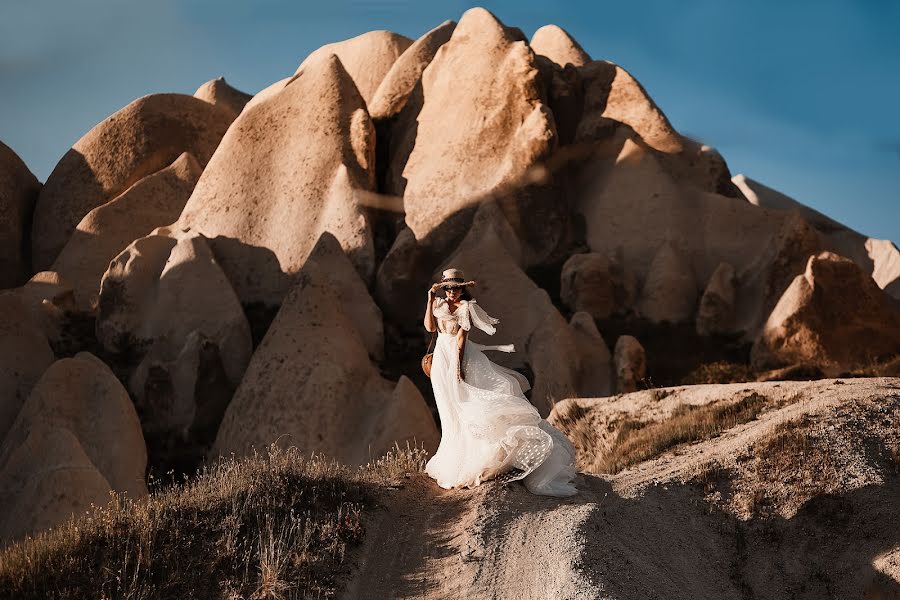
[429,283,442,295]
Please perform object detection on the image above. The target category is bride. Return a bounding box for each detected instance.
[422,268,579,497]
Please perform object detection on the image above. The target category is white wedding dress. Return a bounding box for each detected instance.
[424,296,579,497]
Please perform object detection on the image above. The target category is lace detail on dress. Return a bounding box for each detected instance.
[433,298,500,336]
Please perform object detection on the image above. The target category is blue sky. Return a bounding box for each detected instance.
[1,0,898,242]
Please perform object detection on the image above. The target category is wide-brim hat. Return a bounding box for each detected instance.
[438,268,476,289]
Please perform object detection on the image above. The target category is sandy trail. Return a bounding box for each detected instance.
[339,379,900,600]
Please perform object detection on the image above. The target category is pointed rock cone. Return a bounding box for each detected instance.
[176,54,379,305]
[531,24,590,67]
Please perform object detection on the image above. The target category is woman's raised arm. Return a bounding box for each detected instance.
[423,283,441,331]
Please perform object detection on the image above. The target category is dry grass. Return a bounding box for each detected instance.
[744,418,838,516]
[680,361,755,385]
[843,353,900,378]
[596,393,768,474]
[0,442,429,599]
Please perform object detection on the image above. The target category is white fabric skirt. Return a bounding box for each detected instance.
[424,332,578,497]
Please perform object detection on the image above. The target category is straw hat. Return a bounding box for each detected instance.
[438,268,476,289]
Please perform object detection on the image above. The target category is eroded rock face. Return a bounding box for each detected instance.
[638,241,698,324]
[560,251,638,320]
[0,141,41,289]
[214,232,438,465]
[0,293,54,441]
[569,311,613,397]
[696,262,737,336]
[530,24,590,68]
[395,8,556,253]
[97,231,251,440]
[369,21,456,120]
[13,271,76,350]
[561,253,612,319]
[576,61,682,154]
[614,335,646,393]
[575,136,823,338]
[176,55,378,305]
[735,173,900,301]
[291,232,384,361]
[51,152,202,310]
[0,354,147,536]
[0,353,147,545]
[31,94,233,270]
[374,226,433,327]
[0,427,112,545]
[295,30,413,105]
[525,289,581,415]
[866,238,900,299]
[193,77,252,120]
[751,252,900,376]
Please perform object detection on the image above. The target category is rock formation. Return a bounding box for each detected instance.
[560,251,638,319]
[213,233,438,465]
[530,25,590,68]
[193,77,252,120]
[295,30,413,105]
[0,427,114,545]
[176,54,378,305]
[735,173,900,300]
[13,271,77,351]
[97,230,251,439]
[568,312,613,397]
[391,8,557,258]
[575,136,823,338]
[31,94,232,270]
[614,335,646,393]
[576,61,682,154]
[696,262,737,336]
[0,293,54,441]
[51,152,202,310]
[751,252,900,375]
[1,10,898,555]
[637,241,698,324]
[0,141,41,289]
[368,21,456,120]
[0,353,147,544]
[561,253,612,319]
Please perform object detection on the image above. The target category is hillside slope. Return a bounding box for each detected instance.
[341,378,900,599]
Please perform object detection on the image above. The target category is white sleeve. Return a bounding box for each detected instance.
[466,300,500,335]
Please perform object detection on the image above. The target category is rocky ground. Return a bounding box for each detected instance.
[341,378,900,600]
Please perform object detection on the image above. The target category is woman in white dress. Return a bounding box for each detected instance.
[422,268,579,497]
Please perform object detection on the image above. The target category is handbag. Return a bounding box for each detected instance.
[421,331,437,377]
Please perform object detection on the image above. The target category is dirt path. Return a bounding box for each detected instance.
[339,379,900,600]
[338,476,484,599]
[339,471,607,600]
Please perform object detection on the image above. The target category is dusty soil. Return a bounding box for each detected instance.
[338,378,900,600]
